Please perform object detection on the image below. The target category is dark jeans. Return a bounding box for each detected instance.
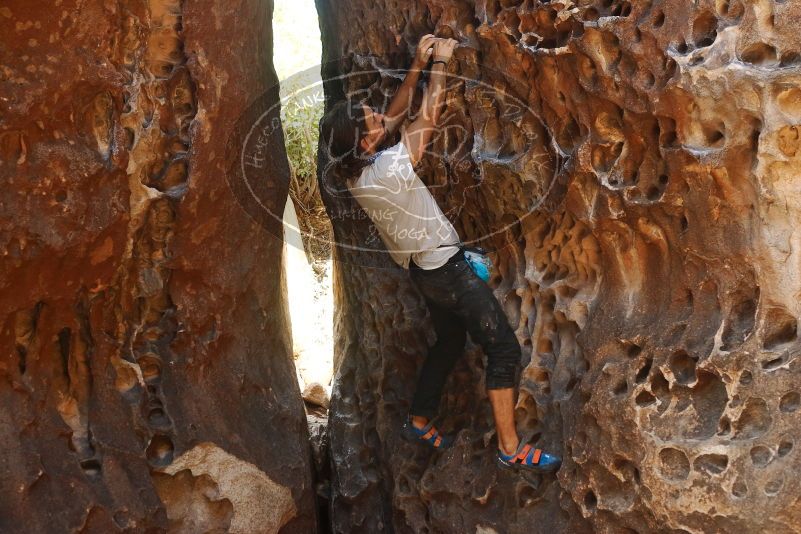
[408,249,522,419]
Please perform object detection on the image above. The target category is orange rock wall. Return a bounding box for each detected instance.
[316,0,801,532]
[0,1,315,531]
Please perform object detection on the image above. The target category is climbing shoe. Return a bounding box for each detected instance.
[496,441,562,474]
[401,415,453,450]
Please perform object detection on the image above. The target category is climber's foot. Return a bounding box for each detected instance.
[401,414,453,450]
[496,441,561,474]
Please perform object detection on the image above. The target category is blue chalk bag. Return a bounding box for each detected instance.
[462,246,492,282]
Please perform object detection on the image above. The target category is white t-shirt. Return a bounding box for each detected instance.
[346,139,460,270]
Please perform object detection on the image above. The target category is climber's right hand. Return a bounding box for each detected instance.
[414,34,437,68]
[432,38,458,63]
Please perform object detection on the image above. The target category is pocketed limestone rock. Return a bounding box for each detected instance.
[315,0,801,532]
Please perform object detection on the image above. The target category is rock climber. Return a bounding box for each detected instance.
[320,35,561,473]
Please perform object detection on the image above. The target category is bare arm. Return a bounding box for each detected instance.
[402,38,458,167]
[384,34,436,135]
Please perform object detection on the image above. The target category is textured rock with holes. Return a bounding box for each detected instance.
[0,0,315,532]
[315,0,801,532]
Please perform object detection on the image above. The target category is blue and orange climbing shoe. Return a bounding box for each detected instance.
[401,415,453,450]
[496,441,562,474]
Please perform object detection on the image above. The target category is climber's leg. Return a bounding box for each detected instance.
[406,252,561,467]
[488,387,520,455]
[409,300,467,420]
[444,260,561,472]
[449,261,522,393]
[409,255,522,410]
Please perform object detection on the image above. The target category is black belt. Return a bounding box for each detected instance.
[409,244,463,270]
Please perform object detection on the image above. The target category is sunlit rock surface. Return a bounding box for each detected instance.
[315,0,801,532]
[0,1,315,532]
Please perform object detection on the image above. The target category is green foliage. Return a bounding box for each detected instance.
[280,79,332,266]
[281,81,324,208]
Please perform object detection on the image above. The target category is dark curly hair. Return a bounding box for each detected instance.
[319,98,373,187]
